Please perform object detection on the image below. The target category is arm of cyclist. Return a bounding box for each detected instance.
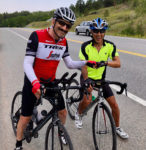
[81,65,93,93]
[107,56,121,68]
[23,56,41,99]
[63,56,96,69]
[88,56,120,69]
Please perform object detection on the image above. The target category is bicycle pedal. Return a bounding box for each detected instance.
[66,98,70,102]
[84,112,87,116]
[24,131,32,143]
[96,130,109,134]
[13,116,18,123]
[34,132,39,138]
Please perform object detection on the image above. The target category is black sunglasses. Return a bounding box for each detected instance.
[92,29,105,33]
[57,19,72,29]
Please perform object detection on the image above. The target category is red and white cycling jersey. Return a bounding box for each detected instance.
[25,28,69,81]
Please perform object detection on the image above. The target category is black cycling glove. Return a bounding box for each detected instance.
[96,61,108,68]
[86,60,96,68]
[83,78,93,87]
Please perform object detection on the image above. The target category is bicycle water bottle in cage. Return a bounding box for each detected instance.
[92,95,96,101]
[32,106,38,124]
[37,110,47,122]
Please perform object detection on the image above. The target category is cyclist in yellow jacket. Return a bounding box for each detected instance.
[75,17,129,139]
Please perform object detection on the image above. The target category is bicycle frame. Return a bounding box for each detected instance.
[31,108,58,137]
[80,88,104,118]
[29,81,81,138]
[23,94,61,141]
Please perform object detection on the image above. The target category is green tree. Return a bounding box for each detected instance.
[103,0,114,7]
[75,0,85,16]
[86,0,94,10]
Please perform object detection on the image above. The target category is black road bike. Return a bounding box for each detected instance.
[66,77,127,150]
[11,72,79,150]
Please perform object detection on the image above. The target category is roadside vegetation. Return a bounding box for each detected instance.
[0,0,146,38]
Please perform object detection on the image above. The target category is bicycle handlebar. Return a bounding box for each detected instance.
[91,80,127,96]
[103,80,127,95]
[39,72,127,104]
[40,72,78,92]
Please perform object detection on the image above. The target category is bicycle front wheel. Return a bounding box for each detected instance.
[66,79,80,120]
[92,103,117,150]
[45,120,73,150]
[11,91,22,136]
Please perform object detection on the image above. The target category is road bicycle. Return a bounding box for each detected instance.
[66,77,127,150]
[11,72,78,150]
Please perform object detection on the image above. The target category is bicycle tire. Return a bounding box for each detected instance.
[11,91,22,136]
[45,120,73,150]
[66,79,80,120]
[92,102,117,150]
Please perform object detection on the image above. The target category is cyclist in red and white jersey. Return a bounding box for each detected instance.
[14,7,96,150]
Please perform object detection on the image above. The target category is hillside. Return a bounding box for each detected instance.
[27,3,146,38]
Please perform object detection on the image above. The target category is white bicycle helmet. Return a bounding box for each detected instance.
[53,7,76,25]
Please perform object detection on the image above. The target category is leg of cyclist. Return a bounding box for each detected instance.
[104,84,129,139]
[55,90,67,125]
[15,116,31,150]
[58,109,68,144]
[75,93,92,129]
[75,74,93,129]
[78,94,92,114]
[16,116,31,140]
[58,109,67,124]
[56,92,68,144]
[106,96,120,127]
[14,77,37,150]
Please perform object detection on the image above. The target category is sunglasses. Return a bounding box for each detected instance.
[92,29,105,33]
[57,19,72,29]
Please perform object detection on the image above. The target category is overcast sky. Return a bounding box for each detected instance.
[0,0,87,14]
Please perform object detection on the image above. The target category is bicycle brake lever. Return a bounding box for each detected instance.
[125,86,128,96]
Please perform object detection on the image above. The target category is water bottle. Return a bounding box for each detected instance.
[92,95,96,101]
[32,106,38,123]
[36,110,47,123]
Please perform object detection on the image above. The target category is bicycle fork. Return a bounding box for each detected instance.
[96,103,109,135]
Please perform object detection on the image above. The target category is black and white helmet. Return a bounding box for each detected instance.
[53,7,76,25]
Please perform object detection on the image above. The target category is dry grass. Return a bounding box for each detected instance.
[26,4,146,38]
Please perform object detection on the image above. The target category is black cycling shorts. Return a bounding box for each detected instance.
[80,75,114,99]
[21,76,65,116]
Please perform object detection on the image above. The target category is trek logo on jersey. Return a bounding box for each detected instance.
[44,44,64,50]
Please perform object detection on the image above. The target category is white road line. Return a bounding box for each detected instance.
[7,28,28,41]
[7,28,146,106]
[111,85,146,106]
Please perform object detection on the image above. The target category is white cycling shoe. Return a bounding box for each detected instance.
[75,112,83,129]
[14,146,23,150]
[116,127,129,139]
[59,130,67,145]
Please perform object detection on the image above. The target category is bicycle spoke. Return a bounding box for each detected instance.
[11,91,22,135]
[66,79,80,120]
[47,125,70,150]
[93,104,116,150]
[45,121,73,150]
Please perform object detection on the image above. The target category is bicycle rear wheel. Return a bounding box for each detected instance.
[66,79,80,120]
[45,120,73,150]
[11,91,22,136]
[92,103,117,150]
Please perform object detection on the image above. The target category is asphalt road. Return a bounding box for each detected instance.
[0,28,146,150]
